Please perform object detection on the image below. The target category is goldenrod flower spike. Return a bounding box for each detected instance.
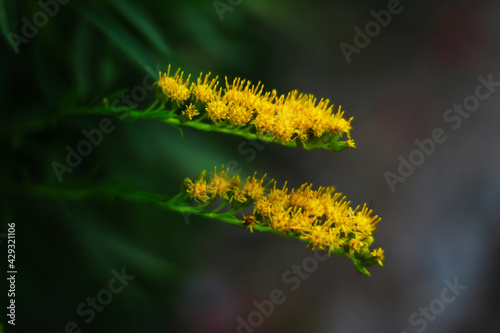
[183,166,384,276]
[153,65,355,152]
[89,65,354,151]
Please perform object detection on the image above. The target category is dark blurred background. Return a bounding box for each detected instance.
[1,0,499,332]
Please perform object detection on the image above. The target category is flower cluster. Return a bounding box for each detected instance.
[185,166,384,270]
[157,65,355,150]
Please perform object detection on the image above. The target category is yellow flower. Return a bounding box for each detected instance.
[328,106,353,136]
[301,225,332,251]
[266,181,289,206]
[158,65,191,105]
[186,171,210,202]
[231,188,248,203]
[350,204,381,237]
[207,166,233,199]
[185,167,382,262]
[192,72,219,103]
[227,103,254,127]
[347,138,356,148]
[157,66,356,151]
[268,206,292,233]
[182,103,199,120]
[205,94,228,124]
[348,236,364,255]
[223,77,262,110]
[253,197,272,217]
[229,174,241,188]
[252,91,277,134]
[242,172,267,200]
[370,248,385,266]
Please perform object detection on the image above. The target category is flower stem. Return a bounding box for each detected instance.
[23,181,299,240]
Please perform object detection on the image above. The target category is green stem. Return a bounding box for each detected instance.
[9,96,350,152]
[20,181,373,275]
[87,106,277,143]
[23,182,300,239]
[80,103,349,152]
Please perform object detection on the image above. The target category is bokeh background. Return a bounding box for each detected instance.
[2,0,500,332]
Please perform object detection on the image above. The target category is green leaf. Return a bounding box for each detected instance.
[0,0,19,53]
[329,140,350,152]
[58,84,81,116]
[74,2,156,74]
[105,89,130,103]
[34,42,67,106]
[106,0,172,58]
[73,22,93,99]
[354,262,371,277]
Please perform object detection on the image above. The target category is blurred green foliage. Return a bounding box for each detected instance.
[0,0,277,331]
[1,0,383,331]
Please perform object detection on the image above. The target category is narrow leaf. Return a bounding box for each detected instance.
[74,2,156,74]
[0,0,19,53]
[106,0,172,57]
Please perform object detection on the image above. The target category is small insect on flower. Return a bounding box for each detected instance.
[241,214,257,232]
[184,167,383,274]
